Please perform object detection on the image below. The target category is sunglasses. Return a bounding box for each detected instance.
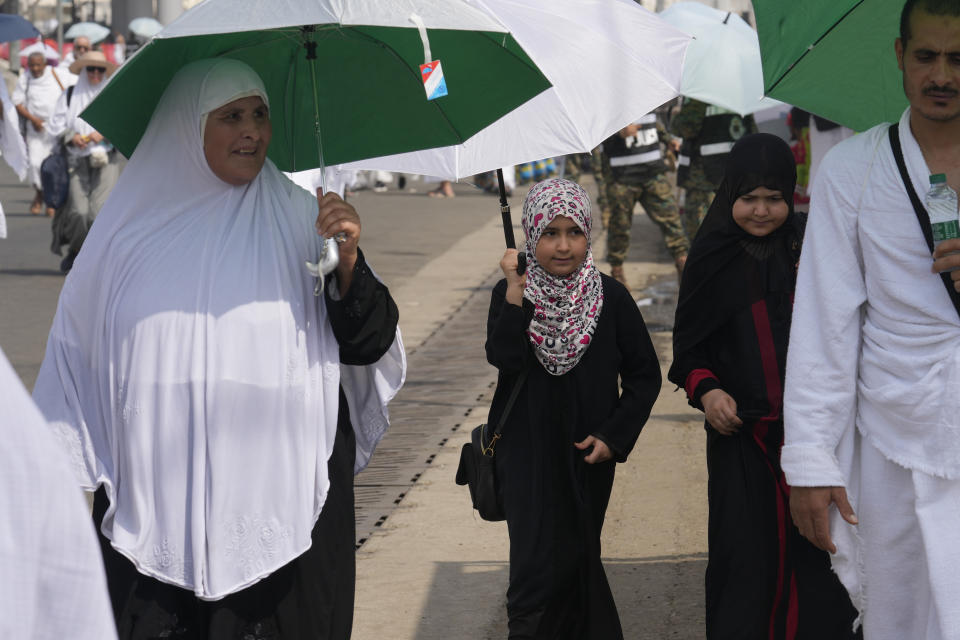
[86,66,107,74]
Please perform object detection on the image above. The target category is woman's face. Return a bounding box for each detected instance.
[202,95,272,186]
[731,186,789,237]
[534,215,588,277]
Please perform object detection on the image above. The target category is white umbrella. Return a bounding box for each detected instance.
[658,1,778,116]
[341,0,691,180]
[129,17,163,39]
[19,41,60,61]
[64,21,110,43]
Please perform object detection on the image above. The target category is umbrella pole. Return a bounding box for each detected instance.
[304,39,327,195]
[496,168,525,275]
[303,33,338,297]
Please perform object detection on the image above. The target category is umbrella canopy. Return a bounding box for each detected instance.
[129,17,163,39]
[0,14,39,42]
[64,21,110,43]
[658,2,777,116]
[19,40,60,62]
[754,0,907,131]
[341,0,690,179]
[84,0,687,177]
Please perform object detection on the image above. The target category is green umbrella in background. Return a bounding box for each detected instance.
[754,0,908,131]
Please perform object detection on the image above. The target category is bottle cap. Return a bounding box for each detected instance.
[931,173,947,184]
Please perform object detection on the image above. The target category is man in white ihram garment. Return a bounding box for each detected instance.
[783,1,960,638]
[13,51,66,217]
[0,346,117,639]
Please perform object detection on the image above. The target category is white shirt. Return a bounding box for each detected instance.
[12,66,64,121]
[783,108,960,486]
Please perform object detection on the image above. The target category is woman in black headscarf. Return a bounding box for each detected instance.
[668,134,859,639]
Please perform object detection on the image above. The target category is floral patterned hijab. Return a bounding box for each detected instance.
[522,178,604,375]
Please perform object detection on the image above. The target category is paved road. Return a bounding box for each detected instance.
[0,164,708,639]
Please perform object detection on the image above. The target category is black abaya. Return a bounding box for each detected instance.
[668,135,858,639]
[486,274,661,640]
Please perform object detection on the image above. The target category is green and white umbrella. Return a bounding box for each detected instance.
[83,0,689,181]
[754,0,907,131]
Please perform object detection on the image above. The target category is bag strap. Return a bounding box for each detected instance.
[50,68,64,91]
[482,368,528,456]
[887,124,960,320]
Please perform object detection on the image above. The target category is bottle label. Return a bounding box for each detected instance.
[932,219,960,242]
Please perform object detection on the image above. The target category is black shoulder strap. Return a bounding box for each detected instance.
[481,367,529,455]
[887,124,960,319]
[66,85,74,107]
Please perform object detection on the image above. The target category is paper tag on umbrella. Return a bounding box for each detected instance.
[420,60,448,100]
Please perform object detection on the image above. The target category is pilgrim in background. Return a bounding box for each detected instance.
[46,50,121,272]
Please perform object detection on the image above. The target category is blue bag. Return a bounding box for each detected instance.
[40,85,73,210]
[40,148,69,209]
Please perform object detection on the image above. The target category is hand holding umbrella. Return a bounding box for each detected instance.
[308,191,360,295]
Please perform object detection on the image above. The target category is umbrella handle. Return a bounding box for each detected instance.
[497,168,526,276]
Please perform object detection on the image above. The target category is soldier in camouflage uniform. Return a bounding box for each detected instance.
[598,115,688,287]
[671,97,757,241]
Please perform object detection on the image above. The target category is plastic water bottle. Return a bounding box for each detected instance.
[928,173,960,271]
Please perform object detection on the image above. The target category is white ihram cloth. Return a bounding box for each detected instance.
[0,346,117,639]
[783,108,960,637]
[32,58,405,600]
[0,76,25,238]
[12,65,61,188]
[46,70,107,158]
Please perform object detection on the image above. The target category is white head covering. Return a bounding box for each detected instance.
[0,346,117,639]
[32,58,405,600]
[46,68,109,155]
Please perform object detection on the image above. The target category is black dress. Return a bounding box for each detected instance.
[93,251,399,640]
[486,274,661,640]
[668,134,859,640]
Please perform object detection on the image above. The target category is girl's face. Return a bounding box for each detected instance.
[731,186,789,237]
[535,215,588,277]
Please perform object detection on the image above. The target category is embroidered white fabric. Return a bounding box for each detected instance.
[0,347,117,639]
[32,58,405,600]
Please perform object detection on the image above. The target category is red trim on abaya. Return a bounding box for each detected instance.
[684,368,718,400]
[751,300,798,640]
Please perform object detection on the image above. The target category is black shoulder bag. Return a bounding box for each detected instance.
[888,124,960,320]
[455,368,528,522]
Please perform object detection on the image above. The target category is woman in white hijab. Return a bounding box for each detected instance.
[33,58,405,638]
[46,50,121,272]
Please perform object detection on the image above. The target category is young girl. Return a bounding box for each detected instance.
[668,134,858,638]
[486,178,661,639]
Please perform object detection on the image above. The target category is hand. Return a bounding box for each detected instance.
[315,189,360,262]
[701,388,742,435]
[500,248,527,306]
[932,238,960,290]
[574,435,612,464]
[87,131,104,143]
[31,118,43,132]
[71,133,88,149]
[790,486,858,554]
[618,124,640,138]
